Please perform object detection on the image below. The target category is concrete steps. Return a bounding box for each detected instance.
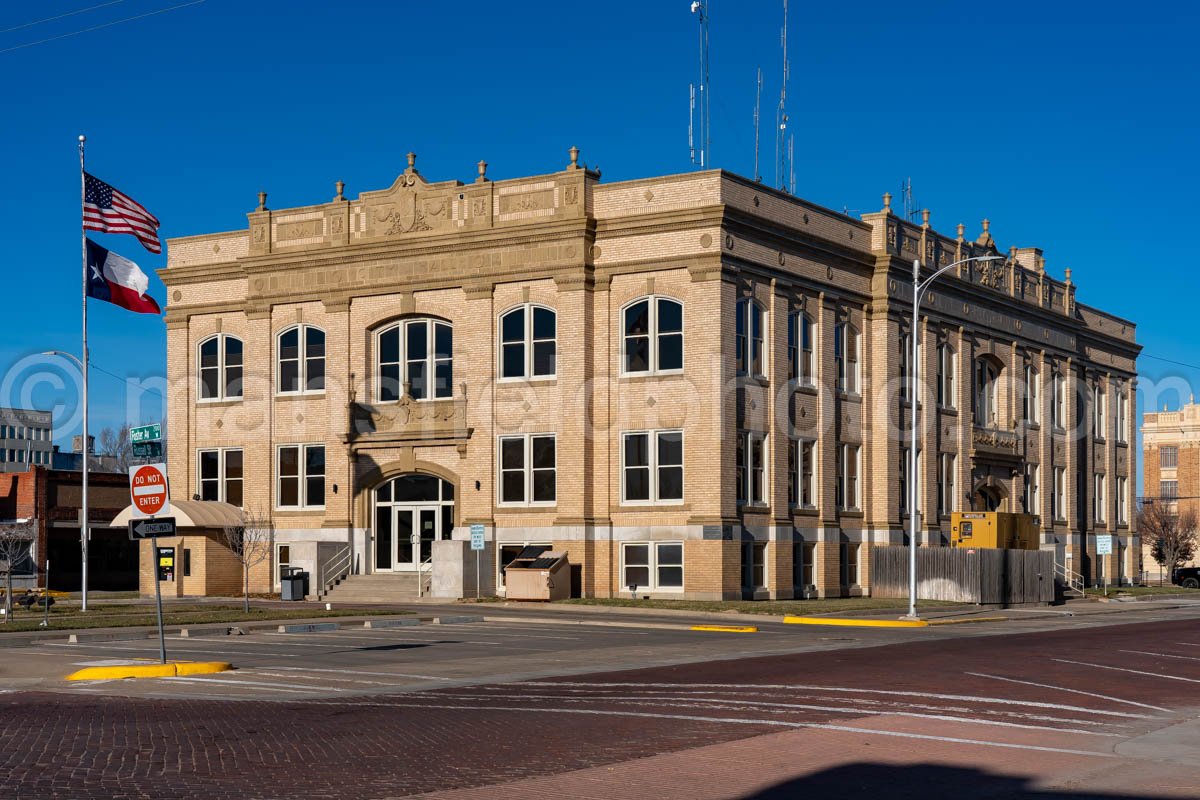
[321,572,430,603]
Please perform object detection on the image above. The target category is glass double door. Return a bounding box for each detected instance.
[376,505,440,572]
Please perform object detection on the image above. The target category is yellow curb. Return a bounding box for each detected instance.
[926,616,1007,626]
[783,616,929,628]
[67,662,232,681]
[690,624,759,633]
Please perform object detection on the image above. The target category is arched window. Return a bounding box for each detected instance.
[622,296,683,375]
[277,325,325,394]
[376,318,453,401]
[974,358,1000,427]
[787,312,815,385]
[735,298,766,377]
[499,304,556,380]
[834,323,860,393]
[198,334,243,400]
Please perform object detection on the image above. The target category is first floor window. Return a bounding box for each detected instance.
[1093,473,1106,524]
[794,541,816,590]
[937,344,956,408]
[840,540,860,587]
[1052,467,1066,521]
[498,434,557,505]
[1116,387,1128,443]
[1117,477,1128,525]
[836,443,861,511]
[1024,464,1040,516]
[901,448,922,514]
[737,432,767,506]
[622,430,684,503]
[198,448,243,507]
[937,453,955,517]
[787,439,816,508]
[277,444,325,509]
[745,541,767,590]
[622,542,683,591]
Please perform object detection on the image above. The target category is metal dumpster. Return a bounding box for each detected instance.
[504,551,570,601]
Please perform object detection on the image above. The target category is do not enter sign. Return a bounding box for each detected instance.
[130,463,169,518]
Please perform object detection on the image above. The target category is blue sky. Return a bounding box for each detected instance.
[2,0,1197,491]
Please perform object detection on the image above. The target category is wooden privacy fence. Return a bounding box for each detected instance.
[870,547,1055,605]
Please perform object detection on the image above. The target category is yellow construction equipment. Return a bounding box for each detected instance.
[950,512,1039,550]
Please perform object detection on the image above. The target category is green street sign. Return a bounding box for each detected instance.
[132,441,163,458]
[130,423,162,444]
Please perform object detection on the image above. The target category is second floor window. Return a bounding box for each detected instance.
[973,359,999,427]
[378,319,453,401]
[1024,463,1039,516]
[1116,386,1128,443]
[1161,446,1179,469]
[1023,365,1040,424]
[1052,467,1066,521]
[198,448,243,507]
[938,453,956,517]
[735,298,766,378]
[1117,476,1128,525]
[277,444,325,509]
[736,431,767,506]
[1161,480,1178,500]
[500,305,556,380]
[1052,372,1066,429]
[278,325,325,394]
[199,334,243,401]
[834,324,860,394]
[788,312,815,385]
[1093,473,1106,524]
[498,434,557,505]
[622,430,683,503]
[937,344,955,408]
[1093,383,1106,439]
[835,443,861,511]
[623,297,683,375]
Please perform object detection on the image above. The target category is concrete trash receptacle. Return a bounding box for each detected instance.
[504,551,570,601]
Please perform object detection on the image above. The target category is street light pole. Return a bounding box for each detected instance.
[43,349,89,612]
[905,254,1004,620]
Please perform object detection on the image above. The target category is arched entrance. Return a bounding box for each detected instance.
[970,478,1007,512]
[373,474,455,572]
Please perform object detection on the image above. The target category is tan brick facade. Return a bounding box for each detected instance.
[1141,404,1200,579]
[160,151,1139,599]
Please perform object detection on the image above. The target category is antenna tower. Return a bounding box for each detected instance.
[689,2,711,168]
[776,0,790,191]
[753,67,763,182]
[901,177,919,222]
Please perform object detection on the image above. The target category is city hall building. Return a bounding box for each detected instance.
[158,149,1139,601]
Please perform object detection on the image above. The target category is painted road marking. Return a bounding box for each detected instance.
[1119,649,1200,663]
[166,675,351,693]
[271,666,454,681]
[966,671,1169,712]
[1052,658,1200,683]
[47,641,303,659]
[520,681,1150,718]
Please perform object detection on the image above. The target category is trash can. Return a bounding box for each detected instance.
[280,567,307,601]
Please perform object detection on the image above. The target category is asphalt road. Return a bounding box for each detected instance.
[2,604,1200,799]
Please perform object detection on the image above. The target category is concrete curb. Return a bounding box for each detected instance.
[67,661,232,681]
[481,615,693,631]
[68,631,151,644]
[363,618,421,629]
[432,615,485,624]
[783,616,929,628]
[926,616,1007,626]
[278,622,340,634]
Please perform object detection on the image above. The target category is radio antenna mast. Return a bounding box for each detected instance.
[690,1,711,168]
[901,177,919,222]
[753,67,763,182]
[776,0,790,191]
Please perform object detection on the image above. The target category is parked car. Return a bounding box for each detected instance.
[1173,567,1200,589]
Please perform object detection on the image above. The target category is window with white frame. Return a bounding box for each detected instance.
[1024,463,1040,516]
[1024,365,1040,424]
[937,344,955,408]
[1093,383,1106,440]
[788,312,815,385]
[377,318,453,401]
[198,448,243,507]
[840,540,860,587]
[836,443,861,511]
[277,444,325,509]
[1051,372,1066,429]
[746,541,767,590]
[737,431,767,506]
[1093,473,1106,524]
[277,325,325,394]
[900,447,921,514]
[1161,480,1178,500]
[899,333,911,402]
[199,334,244,401]
[1116,386,1128,443]
[794,541,816,590]
[1160,446,1178,469]
[735,298,767,378]
[787,438,815,509]
[621,541,683,591]
[499,304,556,380]
[937,453,955,517]
[621,430,684,503]
[834,323,860,393]
[622,297,683,375]
[974,359,1000,427]
[498,434,556,505]
[1117,476,1128,525]
[1052,466,1066,521]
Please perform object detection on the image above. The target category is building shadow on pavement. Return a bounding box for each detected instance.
[738,763,1168,800]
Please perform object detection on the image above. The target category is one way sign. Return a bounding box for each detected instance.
[128,517,177,540]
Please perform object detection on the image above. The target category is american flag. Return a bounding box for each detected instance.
[83,172,161,254]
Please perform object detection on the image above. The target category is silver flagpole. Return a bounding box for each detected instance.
[79,134,90,613]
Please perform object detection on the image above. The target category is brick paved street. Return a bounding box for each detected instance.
[2,606,1200,798]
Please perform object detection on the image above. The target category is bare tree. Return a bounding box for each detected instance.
[1139,502,1198,582]
[98,424,134,473]
[0,520,36,623]
[221,508,274,613]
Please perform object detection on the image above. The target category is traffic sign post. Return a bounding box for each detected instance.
[470,524,485,599]
[130,463,169,519]
[1097,534,1114,596]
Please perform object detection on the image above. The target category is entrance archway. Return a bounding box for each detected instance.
[970,477,1008,512]
[373,474,455,572]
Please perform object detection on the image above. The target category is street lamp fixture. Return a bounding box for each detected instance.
[42,349,90,613]
[904,255,1005,620]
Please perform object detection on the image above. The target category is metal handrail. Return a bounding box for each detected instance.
[318,545,353,599]
[417,555,433,598]
[1054,560,1086,595]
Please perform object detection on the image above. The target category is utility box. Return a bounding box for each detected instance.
[951,512,1039,550]
[504,551,571,601]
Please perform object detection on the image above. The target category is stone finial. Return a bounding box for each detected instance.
[256,191,267,212]
[956,222,965,241]
[568,145,580,170]
[882,192,892,211]
[1064,268,1073,285]
[334,180,345,201]
[921,208,930,227]
[406,152,417,173]
[981,218,990,235]
[476,160,488,183]
[1009,246,1017,264]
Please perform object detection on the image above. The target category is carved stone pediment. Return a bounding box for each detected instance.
[348,395,470,445]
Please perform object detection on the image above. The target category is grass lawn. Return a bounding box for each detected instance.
[555,597,968,616]
[1085,585,1200,598]
[0,603,405,633]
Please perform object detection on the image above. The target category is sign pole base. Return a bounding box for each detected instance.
[153,536,167,664]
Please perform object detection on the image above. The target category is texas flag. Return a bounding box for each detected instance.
[85,239,161,314]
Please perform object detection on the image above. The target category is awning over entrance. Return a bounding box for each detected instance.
[109,500,244,529]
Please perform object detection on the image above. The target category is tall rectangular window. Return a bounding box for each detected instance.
[1161,480,1178,500]
[1116,388,1128,443]
[794,541,816,591]
[277,444,325,509]
[1024,463,1040,517]
[937,453,955,517]
[735,299,766,378]
[1093,474,1106,524]
[834,325,860,393]
[198,448,243,507]
[1093,384,1107,439]
[836,444,860,511]
[622,430,683,503]
[840,541,860,587]
[1024,365,1039,424]
[738,432,767,506]
[1117,477,1128,525]
[1160,446,1178,469]
[937,344,955,408]
[900,334,911,402]
[1052,467,1066,520]
[1052,373,1066,429]
[498,434,557,505]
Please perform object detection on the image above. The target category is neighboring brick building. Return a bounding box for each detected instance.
[1141,402,1200,578]
[158,150,1140,600]
[0,408,53,472]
